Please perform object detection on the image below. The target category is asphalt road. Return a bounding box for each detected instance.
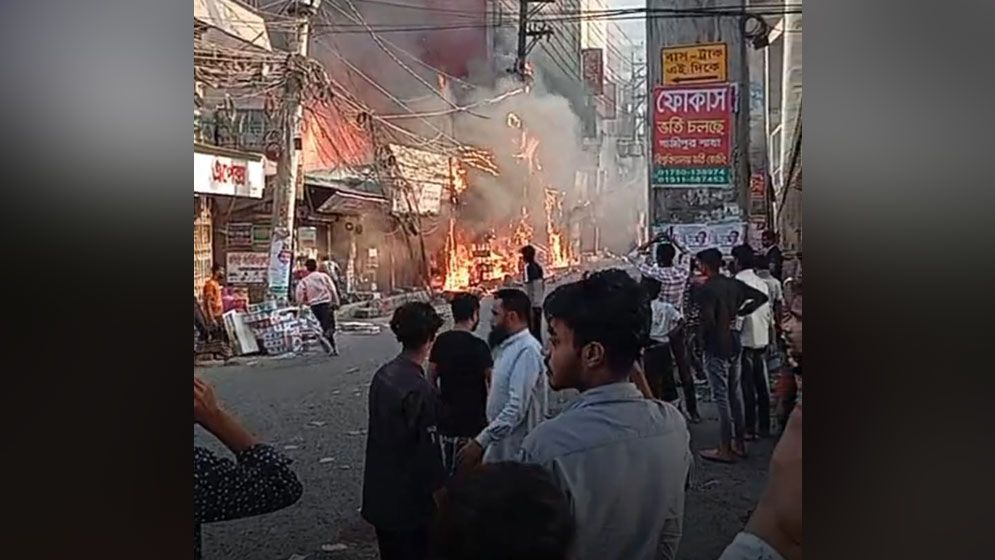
[196,270,776,560]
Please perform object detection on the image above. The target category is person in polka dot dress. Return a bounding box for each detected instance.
[194,376,303,560]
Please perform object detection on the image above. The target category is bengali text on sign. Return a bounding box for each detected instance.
[662,43,727,85]
[652,84,735,187]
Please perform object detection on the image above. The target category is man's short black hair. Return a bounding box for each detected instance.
[450,292,480,323]
[390,302,443,350]
[754,253,770,270]
[543,269,649,374]
[494,288,532,321]
[520,245,537,262]
[655,243,676,265]
[641,276,662,301]
[211,263,223,275]
[305,258,318,272]
[696,248,723,271]
[731,245,754,270]
[433,462,575,560]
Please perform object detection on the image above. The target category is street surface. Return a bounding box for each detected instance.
[196,268,776,560]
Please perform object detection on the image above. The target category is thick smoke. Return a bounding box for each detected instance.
[308,0,645,261]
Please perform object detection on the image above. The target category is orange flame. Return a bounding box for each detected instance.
[434,113,578,292]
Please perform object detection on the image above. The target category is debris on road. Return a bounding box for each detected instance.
[338,465,352,470]
[287,554,309,560]
[284,445,300,450]
[307,420,327,427]
[338,322,382,335]
[320,544,349,553]
[319,457,336,464]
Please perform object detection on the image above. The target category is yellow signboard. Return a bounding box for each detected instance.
[662,43,727,85]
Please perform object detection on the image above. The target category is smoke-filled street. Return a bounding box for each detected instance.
[196,280,776,560]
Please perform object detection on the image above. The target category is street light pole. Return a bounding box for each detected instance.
[267,0,321,302]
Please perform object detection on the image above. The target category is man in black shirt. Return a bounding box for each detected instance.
[429,292,493,477]
[695,249,769,464]
[362,302,446,560]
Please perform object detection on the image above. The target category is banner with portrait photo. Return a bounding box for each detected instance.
[652,222,745,255]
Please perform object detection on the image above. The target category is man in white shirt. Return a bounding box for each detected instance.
[732,246,773,439]
[458,288,547,468]
[295,259,341,356]
[643,279,685,404]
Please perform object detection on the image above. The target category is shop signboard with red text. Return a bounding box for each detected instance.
[651,84,735,188]
[194,152,265,198]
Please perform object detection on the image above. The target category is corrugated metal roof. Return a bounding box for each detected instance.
[194,0,272,52]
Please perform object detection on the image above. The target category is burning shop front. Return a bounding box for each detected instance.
[425,111,581,296]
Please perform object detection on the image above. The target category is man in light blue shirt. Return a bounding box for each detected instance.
[458,289,547,468]
[519,269,692,560]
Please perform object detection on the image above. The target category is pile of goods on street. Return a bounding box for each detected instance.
[225,301,326,357]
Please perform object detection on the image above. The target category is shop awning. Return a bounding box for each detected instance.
[305,169,388,215]
[194,0,272,52]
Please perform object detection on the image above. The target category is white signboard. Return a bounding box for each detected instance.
[194,151,265,198]
[389,144,447,215]
[226,252,269,284]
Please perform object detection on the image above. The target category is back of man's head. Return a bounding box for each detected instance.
[655,243,676,266]
[450,292,480,323]
[494,288,533,321]
[305,258,318,272]
[390,302,443,351]
[754,253,770,271]
[696,248,724,273]
[543,268,649,376]
[433,462,575,560]
[731,245,755,270]
[520,245,537,263]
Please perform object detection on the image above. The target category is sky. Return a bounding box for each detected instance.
[611,0,646,51]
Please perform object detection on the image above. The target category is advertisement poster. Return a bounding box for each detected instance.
[651,84,734,188]
[226,252,269,284]
[267,230,292,294]
[227,223,253,247]
[581,48,604,95]
[653,222,745,254]
[252,225,271,247]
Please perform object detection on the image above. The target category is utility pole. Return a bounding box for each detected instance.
[267,0,321,302]
[514,0,553,79]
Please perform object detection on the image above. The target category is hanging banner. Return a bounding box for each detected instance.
[749,172,768,217]
[651,84,734,188]
[652,222,745,254]
[662,42,727,85]
[581,48,604,95]
[266,229,292,295]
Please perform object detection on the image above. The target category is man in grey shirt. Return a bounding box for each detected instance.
[519,269,693,560]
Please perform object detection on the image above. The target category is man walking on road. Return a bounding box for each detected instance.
[428,293,493,477]
[361,302,446,560]
[459,289,547,467]
[732,245,774,440]
[626,230,702,422]
[295,258,340,356]
[696,249,769,463]
[521,269,692,560]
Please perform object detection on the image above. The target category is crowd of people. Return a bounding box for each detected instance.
[193,238,803,560]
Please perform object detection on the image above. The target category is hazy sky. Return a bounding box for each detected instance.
[611,0,646,49]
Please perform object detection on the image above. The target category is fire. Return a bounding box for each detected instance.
[442,217,473,292]
[544,188,571,269]
[434,112,578,292]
